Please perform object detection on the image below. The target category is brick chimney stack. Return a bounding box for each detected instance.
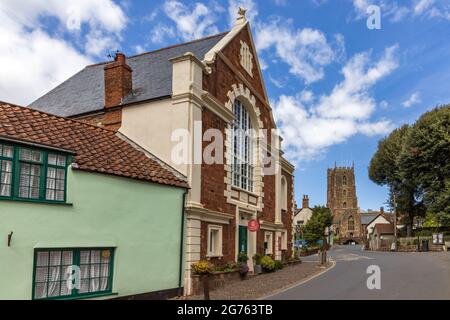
[302,195,310,209]
[104,52,133,109]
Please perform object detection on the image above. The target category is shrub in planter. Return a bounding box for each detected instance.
[252,253,263,274]
[191,261,213,300]
[191,261,213,275]
[224,261,238,272]
[261,255,276,272]
[274,260,283,270]
[238,252,249,264]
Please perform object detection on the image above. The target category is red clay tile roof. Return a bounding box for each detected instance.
[0,102,188,188]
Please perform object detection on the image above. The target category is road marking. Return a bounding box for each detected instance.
[259,260,337,300]
[334,253,375,261]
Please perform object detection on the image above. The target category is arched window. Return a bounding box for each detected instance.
[232,100,254,192]
[343,176,347,186]
[281,176,287,211]
[343,189,347,197]
[343,202,347,208]
[348,216,355,231]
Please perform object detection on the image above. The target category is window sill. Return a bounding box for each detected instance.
[230,186,259,199]
[207,254,223,259]
[0,197,73,206]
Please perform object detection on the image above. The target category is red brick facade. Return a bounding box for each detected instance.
[200,26,293,261]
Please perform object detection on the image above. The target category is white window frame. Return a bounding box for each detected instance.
[265,232,273,255]
[231,99,254,193]
[207,225,223,258]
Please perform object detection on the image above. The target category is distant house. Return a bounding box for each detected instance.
[361,208,392,241]
[293,195,313,239]
[0,102,188,300]
[369,224,395,251]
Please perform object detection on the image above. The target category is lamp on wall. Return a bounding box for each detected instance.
[7,231,13,247]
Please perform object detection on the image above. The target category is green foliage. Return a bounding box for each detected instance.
[261,256,276,272]
[369,106,450,230]
[302,206,333,243]
[224,262,237,272]
[399,105,450,226]
[274,260,283,270]
[252,253,262,265]
[369,124,426,235]
[238,252,249,263]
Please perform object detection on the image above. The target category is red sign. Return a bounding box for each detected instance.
[248,219,260,232]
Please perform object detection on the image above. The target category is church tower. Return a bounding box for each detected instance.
[327,163,360,239]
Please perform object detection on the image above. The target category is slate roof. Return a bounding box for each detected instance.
[0,102,188,188]
[29,33,228,117]
[361,213,380,225]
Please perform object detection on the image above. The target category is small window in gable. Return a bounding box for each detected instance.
[240,41,253,77]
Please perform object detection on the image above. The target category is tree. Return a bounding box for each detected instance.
[303,206,333,245]
[400,105,450,226]
[369,125,425,236]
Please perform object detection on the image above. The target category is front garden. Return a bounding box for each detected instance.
[190,252,302,298]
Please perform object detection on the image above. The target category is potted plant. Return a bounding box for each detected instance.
[252,253,263,274]
[261,255,276,273]
[237,252,249,279]
[191,261,213,300]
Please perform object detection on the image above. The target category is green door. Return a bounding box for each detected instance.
[239,226,248,254]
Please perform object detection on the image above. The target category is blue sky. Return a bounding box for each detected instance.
[0,0,449,210]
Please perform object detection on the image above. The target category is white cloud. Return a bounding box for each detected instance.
[352,0,411,22]
[162,1,220,41]
[0,0,127,106]
[0,0,126,33]
[150,24,176,44]
[255,18,338,84]
[274,46,398,162]
[351,0,450,22]
[414,0,434,14]
[85,30,118,57]
[315,45,399,120]
[402,92,421,108]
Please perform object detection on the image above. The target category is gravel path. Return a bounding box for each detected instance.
[185,262,332,300]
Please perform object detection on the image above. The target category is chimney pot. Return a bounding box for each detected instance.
[302,195,310,209]
[115,52,126,64]
[104,52,133,109]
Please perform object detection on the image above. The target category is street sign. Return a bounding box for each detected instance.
[248,219,260,232]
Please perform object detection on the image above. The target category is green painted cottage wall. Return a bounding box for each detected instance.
[0,167,186,300]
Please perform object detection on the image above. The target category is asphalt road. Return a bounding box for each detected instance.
[268,245,450,300]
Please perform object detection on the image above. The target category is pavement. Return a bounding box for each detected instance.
[186,261,330,300]
[267,245,450,300]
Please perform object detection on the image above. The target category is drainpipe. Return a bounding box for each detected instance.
[178,189,189,297]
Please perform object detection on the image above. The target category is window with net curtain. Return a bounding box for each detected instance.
[0,144,14,197]
[0,143,67,202]
[33,248,114,300]
[231,100,254,193]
